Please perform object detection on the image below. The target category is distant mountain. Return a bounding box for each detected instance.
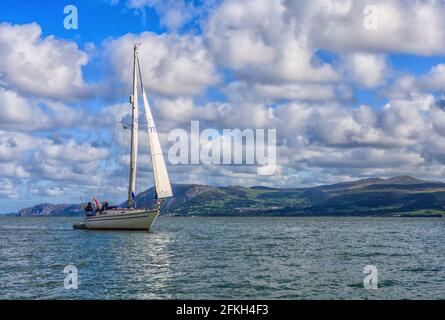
[16,203,83,217]
[12,176,445,217]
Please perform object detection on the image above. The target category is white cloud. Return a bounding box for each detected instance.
[0,178,19,199]
[0,22,92,101]
[40,140,109,163]
[307,148,424,169]
[28,184,65,197]
[224,81,352,103]
[386,64,445,99]
[0,130,37,161]
[104,32,219,97]
[204,0,338,84]
[0,163,30,179]
[341,53,388,88]
[0,130,109,187]
[284,0,445,55]
[419,64,445,92]
[0,88,85,131]
[0,88,49,131]
[127,0,207,31]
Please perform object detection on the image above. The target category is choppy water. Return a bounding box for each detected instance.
[0,216,444,299]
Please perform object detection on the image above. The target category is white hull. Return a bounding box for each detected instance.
[84,209,159,230]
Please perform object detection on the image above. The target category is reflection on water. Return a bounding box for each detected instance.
[0,216,444,299]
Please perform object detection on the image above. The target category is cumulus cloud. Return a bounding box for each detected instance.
[0,88,87,131]
[0,130,38,161]
[386,64,445,99]
[104,32,219,97]
[419,64,445,92]
[101,85,445,188]
[127,0,208,31]
[3,1,445,208]
[107,91,445,189]
[341,53,388,88]
[0,131,110,193]
[284,0,445,55]
[0,178,19,199]
[204,0,338,84]
[307,148,424,169]
[0,22,93,101]
[0,88,49,131]
[273,97,431,152]
[224,81,353,103]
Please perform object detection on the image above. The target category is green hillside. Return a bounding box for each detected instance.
[14,176,445,217]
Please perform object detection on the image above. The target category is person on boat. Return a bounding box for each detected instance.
[84,202,95,216]
[100,201,110,212]
[93,196,100,211]
[86,202,93,211]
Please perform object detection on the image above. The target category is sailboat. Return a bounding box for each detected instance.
[75,44,173,231]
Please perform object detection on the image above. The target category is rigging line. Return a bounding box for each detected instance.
[114,124,128,204]
[136,56,156,144]
[122,124,129,188]
[98,116,118,198]
[97,52,133,201]
[98,119,116,198]
[136,56,145,90]
[136,56,148,128]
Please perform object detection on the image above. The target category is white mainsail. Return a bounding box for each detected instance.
[137,58,173,199]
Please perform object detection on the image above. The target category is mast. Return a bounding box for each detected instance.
[137,56,173,199]
[128,44,139,207]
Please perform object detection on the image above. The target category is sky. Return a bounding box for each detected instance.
[1,0,445,212]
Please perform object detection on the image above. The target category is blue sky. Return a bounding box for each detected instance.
[0,0,160,41]
[1,0,445,212]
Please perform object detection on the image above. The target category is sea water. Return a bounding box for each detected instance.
[0,216,444,299]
